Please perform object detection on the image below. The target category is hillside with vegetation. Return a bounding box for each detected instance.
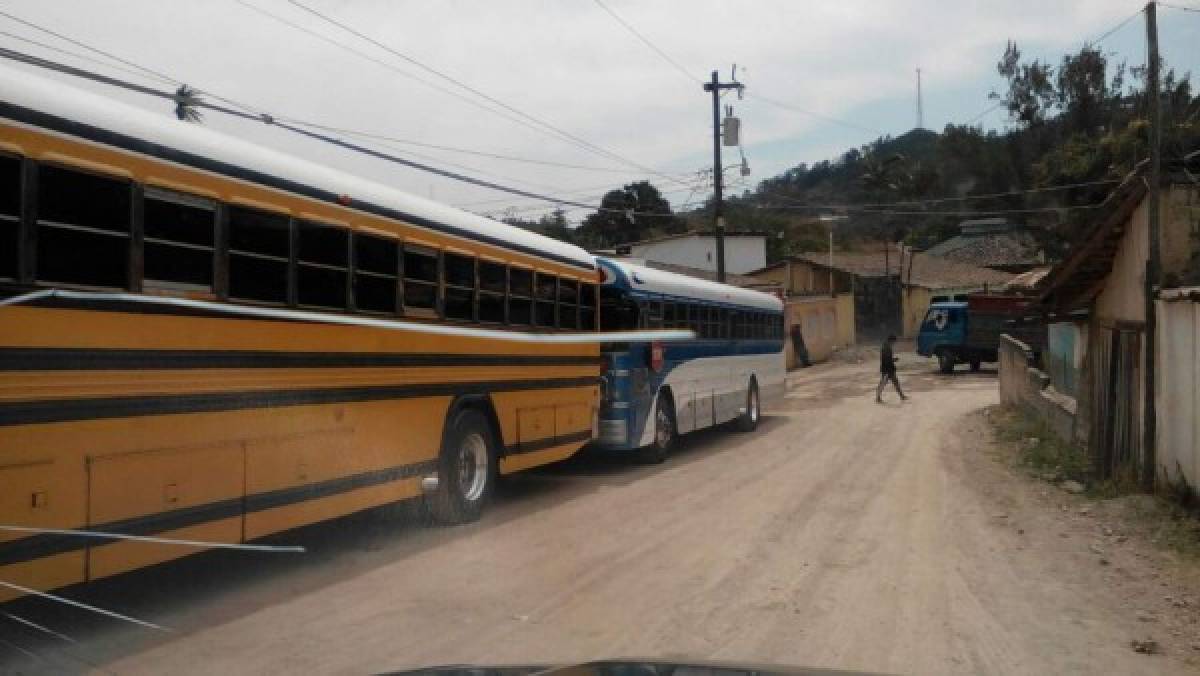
[507,42,1199,264]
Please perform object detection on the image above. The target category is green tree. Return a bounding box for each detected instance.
[575,181,682,248]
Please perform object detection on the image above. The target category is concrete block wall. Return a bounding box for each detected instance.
[999,334,1077,443]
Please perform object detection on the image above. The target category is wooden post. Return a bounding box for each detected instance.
[1142,1,1161,491]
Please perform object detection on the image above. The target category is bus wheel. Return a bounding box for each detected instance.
[736,379,760,432]
[937,351,955,374]
[429,408,496,524]
[969,360,982,372]
[642,392,676,464]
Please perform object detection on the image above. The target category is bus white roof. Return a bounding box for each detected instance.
[0,62,595,270]
[597,258,783,311]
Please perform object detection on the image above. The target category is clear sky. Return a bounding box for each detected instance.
[2,1,1197,224]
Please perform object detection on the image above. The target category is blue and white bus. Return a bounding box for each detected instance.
[594,258,786,461]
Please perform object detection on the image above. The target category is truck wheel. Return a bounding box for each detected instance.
[937,351,955,374]
[428,408,497,524]
[969,360,981,372]
[736,378,760,432]
[641,391,676,464]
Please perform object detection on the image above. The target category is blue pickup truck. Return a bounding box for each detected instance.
[916,295,1043,373]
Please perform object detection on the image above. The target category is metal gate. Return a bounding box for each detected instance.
[1088,326,1142,481]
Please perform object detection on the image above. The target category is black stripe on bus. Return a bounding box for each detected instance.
[0,376,598,427]
[507,429,592,456]
[0,459,440,567]
[0,102,595,272]
[0,347,600,371]
[243,460,438,513]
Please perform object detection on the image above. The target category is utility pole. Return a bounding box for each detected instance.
[703,69,743,283]
[1142,1,1161,491]
[916,68,923,130]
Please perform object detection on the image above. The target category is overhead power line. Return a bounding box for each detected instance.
[760,178,1121,210]
[0,7,175,85]
[282,0,691,187]
[294,121,636,174]
[231,0,650,170]
[1090,5,1146,44]
[1159,1,1200,12]
[0,47,683,219]
[965,101,1004,125]
[760,202,1106,216]
[586,0,885,139]
[591,0,699,84]
[0,29,168,85]
[746,92,886,136]
[4,4,675,185]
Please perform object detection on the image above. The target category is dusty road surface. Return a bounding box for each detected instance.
[3,352,1198,674]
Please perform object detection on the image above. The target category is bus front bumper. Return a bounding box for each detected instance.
[596,418,629,447]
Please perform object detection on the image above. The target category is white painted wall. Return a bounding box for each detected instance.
[1157,298,1200,490]
[629,235,766,275]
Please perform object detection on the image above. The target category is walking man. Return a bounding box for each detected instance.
[876,333,907,403]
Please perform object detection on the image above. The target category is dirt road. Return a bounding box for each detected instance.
[4,354,1197,674]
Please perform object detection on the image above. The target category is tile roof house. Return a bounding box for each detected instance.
[748,245,1014,339]
[1012,155,1200,490]
[923,218,1044,273]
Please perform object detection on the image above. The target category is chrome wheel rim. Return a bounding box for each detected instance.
[458,432,489,502]
[655,404,672,448]
[749,388,759,423]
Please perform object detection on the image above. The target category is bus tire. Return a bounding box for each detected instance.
[736,378,760,432]
[642,391,676,464]
[969,359,981,372]
[428,408,497,524]
[937,350,955,374]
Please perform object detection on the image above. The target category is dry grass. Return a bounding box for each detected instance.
[986,405,1200,560]
[988,405,1090,481]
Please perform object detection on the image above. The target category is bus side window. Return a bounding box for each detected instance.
[644,300,663,329]
[227,206,289,304]
[403,246,438,314]
[36,164,132,289]
[353,233,399,314]
[143,187,216,293]
[599,287,638,331]
[535,273,557,328]
[1,154,21,280]
[580,282,597,330]
[296,220,349,310]
[509,267,533,325]
[443,252,476,321]
[558,278,579,329]
[478,260,506,324]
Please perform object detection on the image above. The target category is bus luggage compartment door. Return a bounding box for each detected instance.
[86,441,245,580]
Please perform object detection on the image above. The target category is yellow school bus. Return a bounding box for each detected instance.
[0,63,604,601]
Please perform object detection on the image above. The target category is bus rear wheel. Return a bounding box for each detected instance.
[642,392,676,464]
[428,408,497,524]
[736,379,760,432]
